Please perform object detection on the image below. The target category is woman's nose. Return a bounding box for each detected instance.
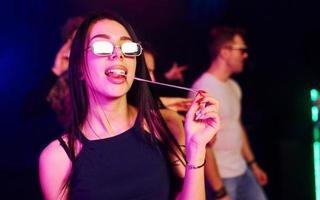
[109,46,124,60]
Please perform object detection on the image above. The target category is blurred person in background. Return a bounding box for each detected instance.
[21,16,84,129]
[189,26,267,200]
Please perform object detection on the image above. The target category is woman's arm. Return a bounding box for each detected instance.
[39,139,72,200]
[178,92,220,200]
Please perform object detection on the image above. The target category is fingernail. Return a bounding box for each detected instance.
[196,97,204,104]
[195,109,202,116]
[198,90,207,94]
[195,113,201,120]
[200,101,206,107]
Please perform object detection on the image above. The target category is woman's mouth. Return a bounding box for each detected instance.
[105,69,127,77]
[105,68,127,84]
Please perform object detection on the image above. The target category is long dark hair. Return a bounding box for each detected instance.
[67,10,185,170]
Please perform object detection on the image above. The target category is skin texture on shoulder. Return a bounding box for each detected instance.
[39,137,72,200]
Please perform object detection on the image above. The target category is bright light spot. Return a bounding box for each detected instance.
[314,141,320,200]
[311,89,319,102]
[312,106,319,122]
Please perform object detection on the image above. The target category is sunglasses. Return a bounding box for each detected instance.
[230,47,248,54]
[87,41,143,57]
[225,44,248,54]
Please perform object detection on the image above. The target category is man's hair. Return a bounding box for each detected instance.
[208,26,245,60]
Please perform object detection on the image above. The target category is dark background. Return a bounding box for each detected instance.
[1,0,319,199]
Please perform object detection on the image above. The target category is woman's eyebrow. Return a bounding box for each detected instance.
[120,36,132,41]
[90,35,132,42]
[90,34,110,41]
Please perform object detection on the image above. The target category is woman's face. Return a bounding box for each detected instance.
[85,19,137,100]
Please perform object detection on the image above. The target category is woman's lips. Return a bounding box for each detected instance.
[105,68,127,84]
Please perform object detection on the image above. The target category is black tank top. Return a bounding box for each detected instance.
[59,121,173,200]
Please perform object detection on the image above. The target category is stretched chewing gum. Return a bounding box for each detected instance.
[133,77,199,93]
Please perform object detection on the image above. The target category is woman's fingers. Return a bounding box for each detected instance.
[193,95,219,121]
[197,96,219,107]
[195,104,218,116]
[185,93,203,120]
[196,112,220,129]
[186,90,220,130]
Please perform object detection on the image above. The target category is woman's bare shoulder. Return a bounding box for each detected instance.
[39,134,72,200]
[39,134,70,166]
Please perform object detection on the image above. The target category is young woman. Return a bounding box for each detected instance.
[39,12,220,200]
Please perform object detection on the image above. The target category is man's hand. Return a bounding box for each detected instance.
[251,163,268,186]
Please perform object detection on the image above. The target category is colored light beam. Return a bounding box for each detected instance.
[311,89,320,200]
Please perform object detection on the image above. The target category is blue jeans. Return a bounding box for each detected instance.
[206,168,267,200]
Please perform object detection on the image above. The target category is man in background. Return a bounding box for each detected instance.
[189,27,268,200]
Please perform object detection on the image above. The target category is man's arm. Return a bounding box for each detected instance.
[240,124,268,186]
[205,147,230,199]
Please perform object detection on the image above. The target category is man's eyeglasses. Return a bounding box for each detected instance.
[87,41,143,57]
[224,45,248,54]
[231,47,248,54]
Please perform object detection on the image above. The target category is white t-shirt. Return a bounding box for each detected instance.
[189,72,246,178]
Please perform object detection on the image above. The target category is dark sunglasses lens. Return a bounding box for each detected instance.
[241,49,248,53]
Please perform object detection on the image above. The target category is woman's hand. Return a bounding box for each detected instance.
[184,91,220,151]
[177,91,220,200]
